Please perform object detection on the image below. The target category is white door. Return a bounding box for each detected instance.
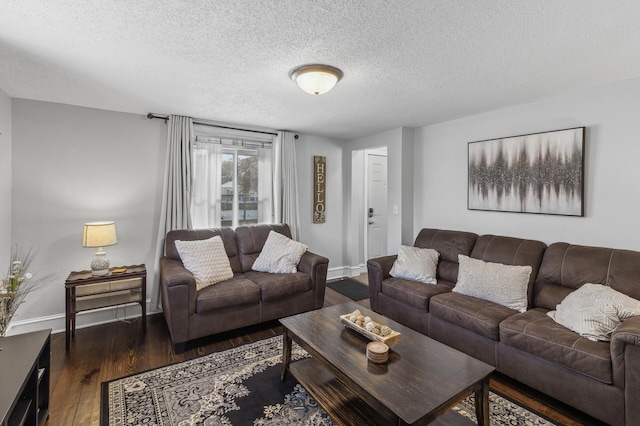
[367,154,388,259]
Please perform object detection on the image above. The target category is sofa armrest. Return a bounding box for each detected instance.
[611,316,640,423]
[611,317,640,386]
[612,317,640,346]
[159,257,197,345]
[298,251,329,309]
[367,255,397,311]
[161,257,193,288]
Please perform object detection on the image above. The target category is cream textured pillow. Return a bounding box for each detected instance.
[547,283,640,342]
[389,246,439,284]
[174,236,234,291]
[453,255,532,312]
[252,231,308,274]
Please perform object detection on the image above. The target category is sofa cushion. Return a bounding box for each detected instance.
[548,283,640,342]
[413,228,478,285]
[196,274,261,313]
[533,242,640,310]
[252,231,307,274]
[390,246,439,284]
[244,270,312,302]
[235,224,294,272]
[430,292,517,340]
[166,227,242,273]
[500,308,612,384]
[454,255,531,312]
[381,277,452,311]
[174,236,234,291]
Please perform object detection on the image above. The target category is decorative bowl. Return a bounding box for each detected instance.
[339,314,401,347]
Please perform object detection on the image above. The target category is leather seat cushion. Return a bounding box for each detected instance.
[430,292,517,340]
[381,277,453,311]
[244,270,312,301]
[500,308,612,384]
[196,274,261,313]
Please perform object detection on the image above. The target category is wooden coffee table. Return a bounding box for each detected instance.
[280,302,495,425]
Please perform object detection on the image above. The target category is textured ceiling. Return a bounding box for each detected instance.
[2,1,640,140]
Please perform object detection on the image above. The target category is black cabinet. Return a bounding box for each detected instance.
[0,329,50,426]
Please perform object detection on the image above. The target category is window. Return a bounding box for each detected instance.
[191,125,274,229]
[221,149,259,227]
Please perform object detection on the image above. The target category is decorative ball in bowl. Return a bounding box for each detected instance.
[339,309,401,347]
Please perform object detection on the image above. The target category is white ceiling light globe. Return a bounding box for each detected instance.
[290,65,343,95]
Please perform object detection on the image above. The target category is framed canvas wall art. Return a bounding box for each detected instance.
[468,127,585,216]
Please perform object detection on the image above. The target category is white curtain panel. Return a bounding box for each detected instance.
[151,115,194,310]
[273,131,301,241]
[257,147,274,224]
[190,141,222,228]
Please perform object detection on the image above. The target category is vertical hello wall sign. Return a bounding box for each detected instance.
[313,156,326,223]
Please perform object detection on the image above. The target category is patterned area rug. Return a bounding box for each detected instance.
[101,336,554,425]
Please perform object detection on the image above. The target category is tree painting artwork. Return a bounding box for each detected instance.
[468,127,585,216]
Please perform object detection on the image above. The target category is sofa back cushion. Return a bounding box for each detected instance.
[413,228,478,286]
[471,234,547,307]
[533,242,640,310]
[235,223,293,272]
[165,227,242,273]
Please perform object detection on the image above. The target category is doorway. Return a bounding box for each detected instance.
[365,148,388,260]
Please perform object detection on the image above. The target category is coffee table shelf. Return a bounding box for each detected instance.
[290,358,397,425]
[290,358,472,425]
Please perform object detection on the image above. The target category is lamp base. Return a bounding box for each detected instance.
[91,251,110,276]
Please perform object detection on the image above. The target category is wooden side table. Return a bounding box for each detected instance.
[65,264,146,350]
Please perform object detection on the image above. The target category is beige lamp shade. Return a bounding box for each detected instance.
[83,221,118,248]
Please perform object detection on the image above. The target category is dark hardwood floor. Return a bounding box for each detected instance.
[48,287,602,425]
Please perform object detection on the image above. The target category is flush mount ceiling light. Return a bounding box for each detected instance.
[290,64,343,95]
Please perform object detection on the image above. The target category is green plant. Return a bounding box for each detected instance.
[0,245,50,336]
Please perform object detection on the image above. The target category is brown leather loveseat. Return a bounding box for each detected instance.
[368,228,640,426]
[160,223,329,352]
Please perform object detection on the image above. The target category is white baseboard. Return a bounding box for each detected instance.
[327,264,366,281]
[6,266,367,336]
[5,303,156,336]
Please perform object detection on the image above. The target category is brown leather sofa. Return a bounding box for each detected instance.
[160,223,328,352]
[368,228,640,426]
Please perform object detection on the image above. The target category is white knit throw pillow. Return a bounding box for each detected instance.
[174,236,234,291]
[453,255,532,312]
[252,231,307,274]
[548,283,640,341]
[390,246,439,284]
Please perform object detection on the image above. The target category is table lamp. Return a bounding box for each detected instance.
[82,221,118,275]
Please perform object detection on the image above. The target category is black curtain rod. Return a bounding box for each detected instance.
[147,112,169,121]
[146,112,278,136]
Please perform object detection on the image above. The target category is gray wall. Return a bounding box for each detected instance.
[295,134,346,276]
[0,89,10,267]
[400,128,414,245]
[413,77,640,251]
[8,100,347,333]
[11,99,166,331]
[9,75,640,333]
